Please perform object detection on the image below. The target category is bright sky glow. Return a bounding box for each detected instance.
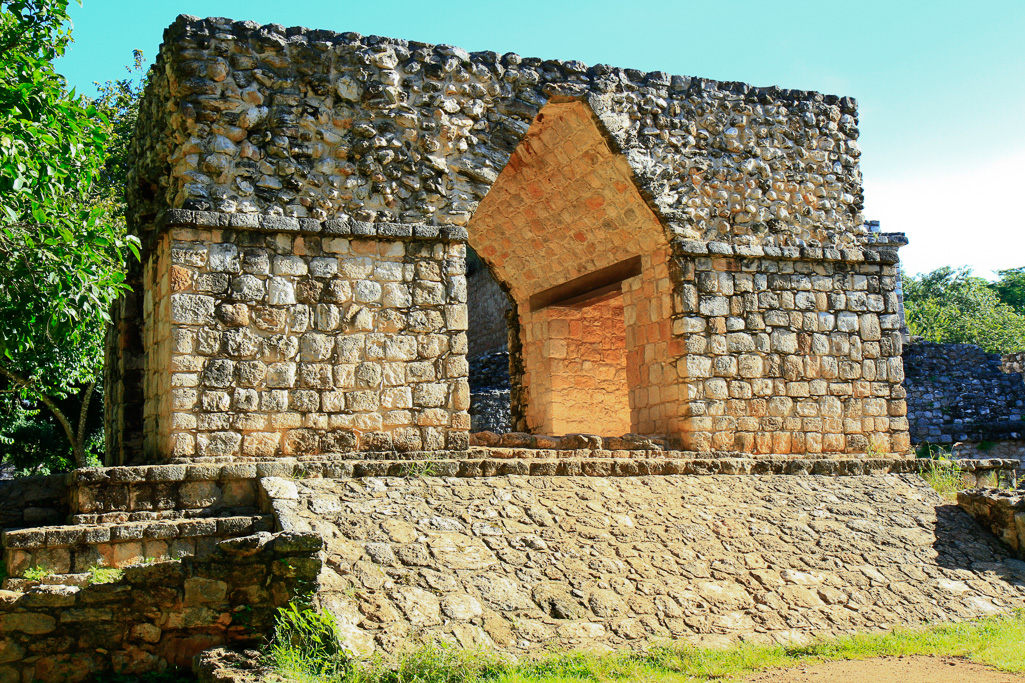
[55,0,1025,278]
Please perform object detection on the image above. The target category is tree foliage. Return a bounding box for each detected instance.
[903,267,1025,354]
[0,0,139,469]
[989,267,1025,315]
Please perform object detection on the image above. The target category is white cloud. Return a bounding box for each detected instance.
[862,148,1025,279]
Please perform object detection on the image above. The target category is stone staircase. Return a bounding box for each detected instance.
[1,463,277,588]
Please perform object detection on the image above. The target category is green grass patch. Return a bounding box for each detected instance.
[268,608,1025,683]
[920,460,970,501]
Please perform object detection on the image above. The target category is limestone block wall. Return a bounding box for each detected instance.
[522,296,632,436]
[672,243,908,454]
[121,220,470,463]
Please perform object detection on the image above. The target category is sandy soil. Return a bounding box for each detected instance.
[744,656,1025,682]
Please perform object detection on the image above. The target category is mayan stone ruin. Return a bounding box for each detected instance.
[104,13,917,464]
[1,14,1024,682]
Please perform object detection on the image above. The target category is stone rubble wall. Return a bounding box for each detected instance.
[130,15,867,249]
[466,262,510,359]
[468,350,511,433]
[0,531,322,683]
[903,342,1025,447]
[0,457,1021,677]
[952,440,1025,465]
[0,476,66,531]
[1001,352,1025,375]
[958,489,1025,560]
[274,473,1025,655]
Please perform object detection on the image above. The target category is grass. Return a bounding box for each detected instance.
[920,459,970,501]
[268,608,1025,683]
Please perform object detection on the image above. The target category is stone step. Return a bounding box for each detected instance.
[68,463,264,517]
[69,505,262,525]
[2,513,274,577]
[2,573,91,592]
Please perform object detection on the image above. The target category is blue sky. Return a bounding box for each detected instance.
[56,0,1025,278]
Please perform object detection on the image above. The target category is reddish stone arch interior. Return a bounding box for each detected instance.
[468,101,681,438]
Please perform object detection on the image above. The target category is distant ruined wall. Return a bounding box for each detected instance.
[0,476,67,530]
[1002,351,1025,376]
[903,341,1025,446]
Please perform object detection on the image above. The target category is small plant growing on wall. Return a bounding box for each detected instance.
[23,565,51,581]
[86,564,124,585]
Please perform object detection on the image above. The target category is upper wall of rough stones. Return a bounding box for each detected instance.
[129,14,867,251]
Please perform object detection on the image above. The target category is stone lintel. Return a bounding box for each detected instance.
[673,238,902,265]
[161,209,468,243]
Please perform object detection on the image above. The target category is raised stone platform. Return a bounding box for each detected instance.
[267,471,1025,654]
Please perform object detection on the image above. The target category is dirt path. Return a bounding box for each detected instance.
[745,656,1025,682]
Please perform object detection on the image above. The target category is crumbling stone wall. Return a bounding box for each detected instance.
[958,489,1025,560]
[109,14,909,462]
[903,341,1025,446]
[0,477,66,530]
[0,531,321,682]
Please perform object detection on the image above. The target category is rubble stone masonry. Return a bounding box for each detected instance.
[107,14,909,463]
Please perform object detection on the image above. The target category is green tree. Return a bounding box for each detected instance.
[0,0,138,469]
[990,267,1025,315]
[90,48,145,217]
[903,267,1025,354]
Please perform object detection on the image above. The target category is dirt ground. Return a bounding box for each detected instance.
[744,656,1025,682]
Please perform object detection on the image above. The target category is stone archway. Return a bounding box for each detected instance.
[468,101,680,438]
[108,16,910,463]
